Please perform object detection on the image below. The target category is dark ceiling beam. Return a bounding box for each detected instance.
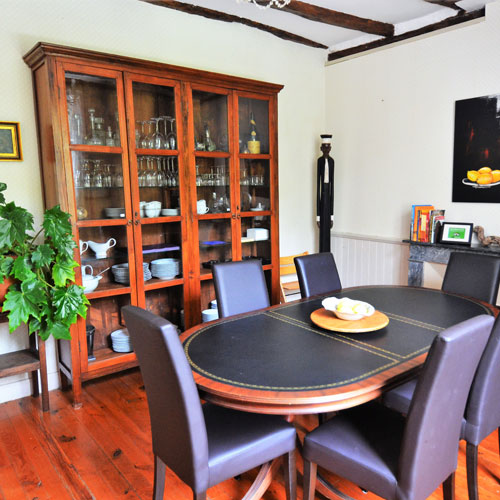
[276,0,394,37]
[422,0,465,12]
[328,8,484,62]
[140,0,327,49]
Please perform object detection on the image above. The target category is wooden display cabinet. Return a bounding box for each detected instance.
[24,42,282,407]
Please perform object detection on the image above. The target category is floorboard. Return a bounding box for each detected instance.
[0,368,498,499]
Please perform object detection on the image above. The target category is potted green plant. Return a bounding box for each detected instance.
[0,182,89,340]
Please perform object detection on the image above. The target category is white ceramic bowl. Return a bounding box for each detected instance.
[146,201,161,209]
[82,274,102,293]
[162,208,180,216]
[322,297,375,321]
[145,207,161,217]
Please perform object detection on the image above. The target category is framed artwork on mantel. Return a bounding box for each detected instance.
[452,93,500,203]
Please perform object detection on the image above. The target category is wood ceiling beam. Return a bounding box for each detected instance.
[272,0,394,37]
[422,0,465,12]
[140,0,327,49]
[328,8,484,62]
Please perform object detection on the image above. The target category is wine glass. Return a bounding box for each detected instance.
[150,117,165,149]
[166,117,177,150]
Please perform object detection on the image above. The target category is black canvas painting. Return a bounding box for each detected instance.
[452,93,500,203]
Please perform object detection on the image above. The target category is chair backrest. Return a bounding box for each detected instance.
[463,314,500,444]
[122,306,209,492]
[280,251,308,277]
[213,260,270,318]
[294,252,342,298]
[442,252,500,304]
[398,314,494,500]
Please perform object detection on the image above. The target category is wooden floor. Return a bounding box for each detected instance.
[0,369,499,500]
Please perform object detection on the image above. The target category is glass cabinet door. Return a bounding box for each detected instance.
[192,90,229,152]
[238,97,269,155]
[65,72,121,147]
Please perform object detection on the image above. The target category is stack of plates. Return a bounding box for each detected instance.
[112,262,151,284]
[110,328,133,353]
[150,258,180,279]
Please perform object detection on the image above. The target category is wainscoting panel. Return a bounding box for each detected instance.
[332,234,409,288]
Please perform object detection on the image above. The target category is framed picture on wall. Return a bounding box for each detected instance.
[0,122,23,161]
[452,93,500,203]
[438,222,473,246]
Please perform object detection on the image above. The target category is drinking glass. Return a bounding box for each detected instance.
[150,117,165,149]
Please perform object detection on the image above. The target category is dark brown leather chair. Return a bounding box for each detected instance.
[122,305,296,500]
[212,259,270,318]
[383,313,500,500]
[442,252,500,304]
[303,315,494,500]
[294,252,341,298]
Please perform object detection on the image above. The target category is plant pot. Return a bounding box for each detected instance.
[0,276,15,306]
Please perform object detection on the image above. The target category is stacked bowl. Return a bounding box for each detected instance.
[110,328,133,353]
[112,262,152,284]
[150,258,180,279]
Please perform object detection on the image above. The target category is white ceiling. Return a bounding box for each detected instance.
[155,0,495,59]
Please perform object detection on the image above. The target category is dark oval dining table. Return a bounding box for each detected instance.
[180,285,496,416]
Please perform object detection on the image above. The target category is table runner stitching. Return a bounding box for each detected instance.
[267,310,440,359]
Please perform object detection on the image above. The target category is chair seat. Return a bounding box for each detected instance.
[204,404,297,487]
[304,402,405,500]
[382,379,417,415]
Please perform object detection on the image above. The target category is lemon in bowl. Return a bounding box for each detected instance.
[322,297,375,321]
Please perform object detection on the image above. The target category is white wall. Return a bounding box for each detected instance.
[325,1,500,242]
[0,0,325,403]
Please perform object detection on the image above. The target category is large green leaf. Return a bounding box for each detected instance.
[0,203,33,250]
[42,206,75,259]
[11,255,36,282]
[0,255,14,282]
[0,182,6,205]
[31,244,54,269]
[52,285,89,326]
[52,256,77,287]
[3,279,47,330]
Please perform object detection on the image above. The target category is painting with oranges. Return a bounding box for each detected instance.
[452,92,500,203]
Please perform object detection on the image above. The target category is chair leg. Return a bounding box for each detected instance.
[154,455,166,500]
[466,442,479,500]
[303,459,318,500]
[283,450,296,500]
[442,472,455,500]
[194,493,207,500]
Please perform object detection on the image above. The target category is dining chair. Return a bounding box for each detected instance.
[122,305,297,500]
[294,252,341,298]
[279,251,308,303]
[303,314,494,500]
[212,259,270,318]
[442,252,500,304]
[383,313,500,500]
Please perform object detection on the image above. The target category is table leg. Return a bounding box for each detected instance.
[241,459,279,500]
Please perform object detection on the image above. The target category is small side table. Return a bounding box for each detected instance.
[0,315,49,411]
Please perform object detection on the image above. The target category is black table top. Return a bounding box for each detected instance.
[183,286,493,394]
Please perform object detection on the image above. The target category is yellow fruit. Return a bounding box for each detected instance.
[492,170,500,183]
[478,167,492,173]
[467,170,479,182]
[477,173,494,185]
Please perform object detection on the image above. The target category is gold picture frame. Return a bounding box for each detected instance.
[0,122,23,161]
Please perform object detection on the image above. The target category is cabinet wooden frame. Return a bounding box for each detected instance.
[24,42,282,407]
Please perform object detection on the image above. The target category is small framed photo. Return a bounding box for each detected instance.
[0,122,23,161]
[439,222,473,246]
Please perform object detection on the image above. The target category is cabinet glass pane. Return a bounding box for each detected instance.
[65,72,120,147]
[141,222,183,282]
[145,287,184,330]
[200,280,219,320]
[239,97,269,154]
[138,155,180,212]
[199,219,232,274]
[85,295,132,362]
[79,226,131,290]
[241,216,271,265]
[196,158,230,214]
[72,152,125,221]
[192,91,228,152]
[132,82,177,150]
[240,159,270,212]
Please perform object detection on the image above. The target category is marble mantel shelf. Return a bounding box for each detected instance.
[403,240,500,287]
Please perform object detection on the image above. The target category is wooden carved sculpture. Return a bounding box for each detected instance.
[473,226,500,246]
